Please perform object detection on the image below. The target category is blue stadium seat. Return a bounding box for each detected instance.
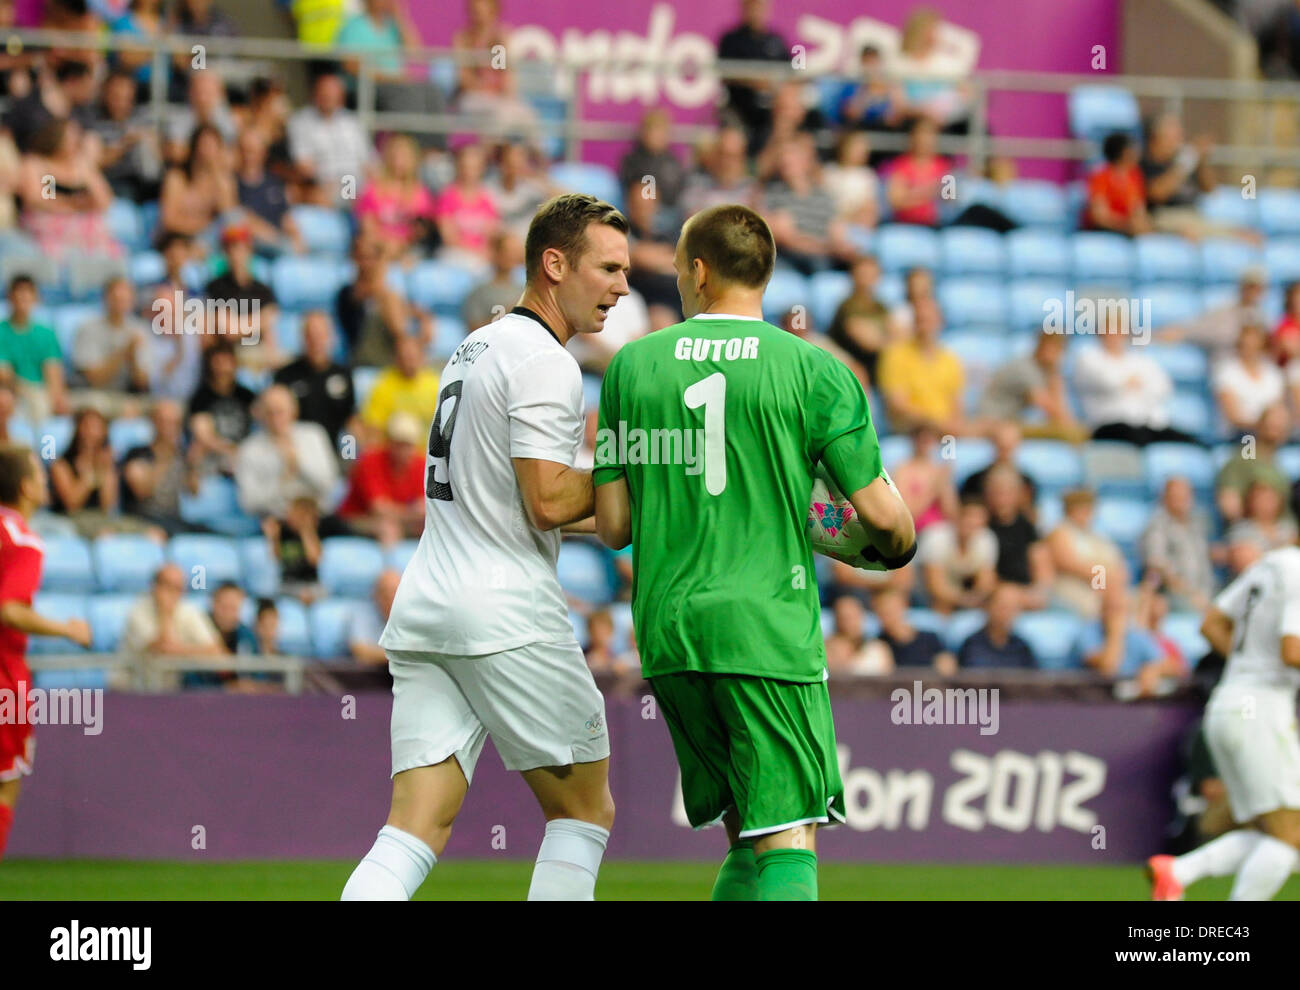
[548,162,624,212]
[1277,445,1300,479]
[608,601,634,655]
[41,536,95,593]
[1071,231,1136,285]
[352,366,381,408]
[942,332,1012,383]
[272,256,349,309]
[1163,611,1210,665]
[581,373,602,413]
[273,597,313,656]
[289,206,352,255]
[64,257,127,303]
[431,315,469,359]
[557,542,614,606]
[1265,239,1300,284]
[1015,440,1083,492]
[762,267,810,324]
[180,475,259,537]
[944,609,987,652]
[92,534,165,592]
[1139,282,1205,328]
[949,436,995,485]
[386,539,420,574]
[569,609,588,647]
[809,270,852,331]
[36,416,74,459]
[1135,235,1199,283]
[407,260,480,313]
[1093,495,1152,548]
[318,537,386,597]
[239,537,280,599]
[1016,611,1084,670]
[1083,440,1145,499]
[940,227,1005,277]
[28,593,89,655]
[309,599,363,659]
[905,607,944,638]
[1258,189,1300,237]
[1168,390,1216,443]
[1008,279,1066,331]
[128,250,167,288]
[167,535,242,588]
[937,278,1007,328]
[874,224,941,274]
[1005,229,1071,279]
[52,304,99,356]
[1144,443,1215,497]
[108,417,154,459]
[1000,180,1070,229]
[106,199,145,252]
[1199,238,1262,286]
[88,592,136,652]
[1147,343,1208,386]
[1199,186,1259,230]
[874,272,905,307]
[1067,85,1141,145]
[878,434,911,469]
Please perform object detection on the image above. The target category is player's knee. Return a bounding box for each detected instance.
[549,791,614,831]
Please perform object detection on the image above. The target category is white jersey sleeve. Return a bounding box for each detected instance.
[508,348,584,463]
[1212,546,1300,695]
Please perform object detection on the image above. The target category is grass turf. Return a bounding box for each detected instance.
[3,859,1300,900]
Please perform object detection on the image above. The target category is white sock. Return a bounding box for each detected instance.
[526,818,610,901]
[1230,834,1299,901]
[341,825,437,901]
[1172,829,1261,887]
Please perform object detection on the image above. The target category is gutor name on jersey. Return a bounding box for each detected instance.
[594,421,705,474]
[674,335,761,361]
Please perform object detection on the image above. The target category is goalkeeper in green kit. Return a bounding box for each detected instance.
[592,204,917,900]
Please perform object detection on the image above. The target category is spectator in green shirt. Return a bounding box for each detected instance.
[0,275,67,423]
[1215,401,1292,525]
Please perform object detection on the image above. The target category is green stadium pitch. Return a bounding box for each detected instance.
[3,860,1299,900]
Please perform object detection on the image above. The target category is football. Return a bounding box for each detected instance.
[806,464,903,572]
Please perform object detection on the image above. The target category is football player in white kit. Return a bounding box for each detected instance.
[1148,543,1300,900]
[342,194,630,901]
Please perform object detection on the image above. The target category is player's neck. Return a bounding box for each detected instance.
[515,289,573,347]
[0,498,32,521]
[698,293,763,320]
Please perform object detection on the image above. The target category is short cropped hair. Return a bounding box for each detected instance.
[0,445,36,505]
[680,204,775,290]
[525,193,628,283]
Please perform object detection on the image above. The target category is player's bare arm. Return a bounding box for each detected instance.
[1200,607,1234,657]
[0,600,91,648]
[513,457,595,531]
[848,475,916,562]
[594,477,631,550]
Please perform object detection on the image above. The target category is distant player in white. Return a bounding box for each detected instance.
[1148,544,1300,900]
[342,194,630,901]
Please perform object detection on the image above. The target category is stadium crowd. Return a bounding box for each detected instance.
[0,0,1296,699]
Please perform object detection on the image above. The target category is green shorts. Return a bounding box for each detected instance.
[649,671,846,839]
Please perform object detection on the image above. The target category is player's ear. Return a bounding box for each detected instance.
[542,245,566,283]
[692,256,708,292]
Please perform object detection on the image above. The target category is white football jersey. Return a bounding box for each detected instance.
[380,310,584,656]
[1211,545,1300,694]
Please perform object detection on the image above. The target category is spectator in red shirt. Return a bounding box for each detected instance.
[1085,132,1151,236]
[1272,280,1300,366]
[883,117,950,227]
[338,411,426,546]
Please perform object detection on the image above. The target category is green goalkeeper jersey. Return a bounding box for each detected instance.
[593,314,884,682]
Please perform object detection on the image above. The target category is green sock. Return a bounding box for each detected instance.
[755,848,818,901]
[710,840,757,901]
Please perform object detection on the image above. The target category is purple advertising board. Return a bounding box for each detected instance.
[9,690,1193,868]
[413,0,1120,177]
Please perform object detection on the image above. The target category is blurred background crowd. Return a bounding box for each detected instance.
[1,0,1298,701]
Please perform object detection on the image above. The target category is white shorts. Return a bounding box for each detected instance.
[1205,686,1300,823]
[387,639,609,783]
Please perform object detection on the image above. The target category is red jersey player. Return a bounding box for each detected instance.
[0,445,91,861]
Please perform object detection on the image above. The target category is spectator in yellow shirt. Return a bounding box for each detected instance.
[877,297,965,435]
[361,334,439,443]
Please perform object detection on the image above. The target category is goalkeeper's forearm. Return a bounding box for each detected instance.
[849,475,917,567]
